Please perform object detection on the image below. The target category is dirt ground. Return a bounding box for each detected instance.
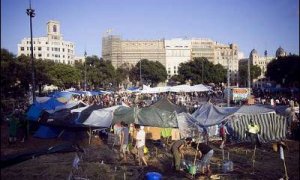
[1,122,299,180]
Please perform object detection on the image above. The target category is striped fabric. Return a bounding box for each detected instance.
[230,113,287,143]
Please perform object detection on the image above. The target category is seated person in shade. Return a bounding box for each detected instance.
[191,142,214,176]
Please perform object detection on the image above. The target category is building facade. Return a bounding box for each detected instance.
[102,35,165,68]
[17,20,77,65]
[102,35,240,84]
[191,38,239,85]
[165,39,191,78]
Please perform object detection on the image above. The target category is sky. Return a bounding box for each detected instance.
[1,0,299,58]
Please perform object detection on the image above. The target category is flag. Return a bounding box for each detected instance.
[280,146,285,160]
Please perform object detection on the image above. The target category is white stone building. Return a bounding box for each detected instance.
[17,20,77,65]
[165,38,191,78]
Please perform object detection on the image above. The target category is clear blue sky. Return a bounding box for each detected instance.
[2,0,299,58]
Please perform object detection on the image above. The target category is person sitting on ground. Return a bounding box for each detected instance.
[170,137,192,171]
[191,142,214,176]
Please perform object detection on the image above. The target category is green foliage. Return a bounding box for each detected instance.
[74,56,116,89]
[238,62,262,87]
[266,55,300,86]
[48,63,81,89]
[115,63,131,88]
[177,57,226,85]
[129,59,167,86]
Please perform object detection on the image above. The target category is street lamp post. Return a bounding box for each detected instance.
[26,0,36,103]
[202,60,204,84]
[248,56,251,95]
[84,51,87,91]
[227,58,230,107]
[139,60,142,85]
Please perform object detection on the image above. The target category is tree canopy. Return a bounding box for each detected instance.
[238,62,262,87]
[265,55,300,87]
[129,59,167,86]
[176,57,227,85]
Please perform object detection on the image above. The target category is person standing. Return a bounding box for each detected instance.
[8,109,19,144]
[191,142,214,176]
[219,122,230,149]
[135,125,148,166]
[247,119,261,147]
[170,137,192,171]
[119,122,129,162]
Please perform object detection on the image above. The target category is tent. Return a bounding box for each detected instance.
[151,97,186,113]
[33,125,61,138]
[192,102,238,127]
[112,106,137,125]
[75,104,102,124]
[83,105,122,127]
[137,106,178,128]
[191,102,287,142]
[177,112,203,138]
[26,98,65,121]
[229,113,287,143]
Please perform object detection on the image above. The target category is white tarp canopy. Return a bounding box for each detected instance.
[140,84,210,93]
[83,105,122,127]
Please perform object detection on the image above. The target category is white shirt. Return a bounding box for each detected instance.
[136,129,146,148]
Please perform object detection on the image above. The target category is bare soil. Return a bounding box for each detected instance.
[1,122,299,180]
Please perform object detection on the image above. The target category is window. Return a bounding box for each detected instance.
[21,47,24,51]
[38,47,42,51]
[27,47,29,50]
[47,54,49,57]
[53,25,57,32]
[38,54,42,57]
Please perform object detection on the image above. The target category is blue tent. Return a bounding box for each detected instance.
[26,98,65,121]
[33,125,61,138]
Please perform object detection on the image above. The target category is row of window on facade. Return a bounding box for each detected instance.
[165,46,189,48]
[25,40,73,48]
[20,46,73,53]
[21,53,71,59]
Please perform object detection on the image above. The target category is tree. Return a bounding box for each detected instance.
[238,63,262,87]
[177,57,226,85]
[115,63,131,90]
[266,55,300,87]
[1,49,19,97]
[129,59,167,86]
[48,63,81,89]
[74,56,116,90]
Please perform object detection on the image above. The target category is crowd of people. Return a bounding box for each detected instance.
[1,84,299,178]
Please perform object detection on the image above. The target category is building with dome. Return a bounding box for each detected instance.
[275,46,287,58]
[249,49,274,79]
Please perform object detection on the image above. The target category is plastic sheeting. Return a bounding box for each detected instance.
[83,105,121,127]
[177,112,203,138]
[192,102,276,127]
[137,107,178,128]
[151,97,186,113]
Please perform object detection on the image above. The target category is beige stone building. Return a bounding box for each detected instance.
[17,20,77,65]
[102,35,240,84]
[191,38,239,85]
[102,35,165,68]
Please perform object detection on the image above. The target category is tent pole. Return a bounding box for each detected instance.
[88,127,92,145]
